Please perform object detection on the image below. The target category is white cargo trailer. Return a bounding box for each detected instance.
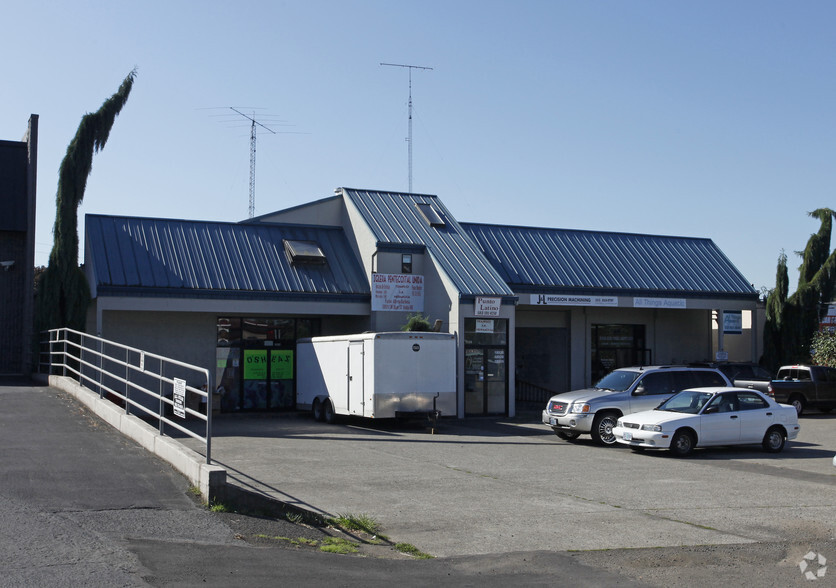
[296,331,456,423]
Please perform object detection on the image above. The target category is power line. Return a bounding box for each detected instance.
[380,62,433,193]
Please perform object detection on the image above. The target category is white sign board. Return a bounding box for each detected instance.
[372,273,424,312]
[173,377,186,419]
[723,311,742,335]
[716,350,729,361]
[633,297,687,309]
[475,296,501,317]
[530,294,618,307]
[475,319,494,333]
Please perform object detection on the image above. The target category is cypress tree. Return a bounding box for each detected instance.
[36,69,137,334]
[764,208,836,369]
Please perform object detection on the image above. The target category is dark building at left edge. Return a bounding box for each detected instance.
[0,116,38,377]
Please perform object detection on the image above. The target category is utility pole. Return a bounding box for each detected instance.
[380,62,432,193]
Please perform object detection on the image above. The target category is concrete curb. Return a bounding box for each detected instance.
[34,374,226,502]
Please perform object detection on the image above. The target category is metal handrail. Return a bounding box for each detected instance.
[39,328,212,463]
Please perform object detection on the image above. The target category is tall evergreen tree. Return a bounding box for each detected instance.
[763,252,788,371]
[36,69,137,333]
[764,208,836,369]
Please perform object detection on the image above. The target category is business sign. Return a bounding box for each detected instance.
[372,273,424,312]
[173,377,186,419]
[475,319,494,333]
[530,294,618,307]
[475,296,501,316]
[633,297,687,309]
[723,311,742,335]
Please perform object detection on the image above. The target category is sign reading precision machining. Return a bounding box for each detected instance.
[530,294,618,307]
[633,297,687,309]
[372,273,424,312]
[475,296,501,317]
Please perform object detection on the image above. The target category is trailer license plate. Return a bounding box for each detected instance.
[623,431,632,441]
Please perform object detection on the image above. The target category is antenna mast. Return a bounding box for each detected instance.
[229,107,276,218]
[381,62,432,193]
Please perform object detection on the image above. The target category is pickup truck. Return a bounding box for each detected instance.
[767,365,836,416]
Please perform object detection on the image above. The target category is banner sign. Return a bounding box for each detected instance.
[372,273,424,312]
[530,294,618,307]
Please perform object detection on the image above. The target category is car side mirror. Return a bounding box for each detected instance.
[633,385,646,396]
[704,405,718,414]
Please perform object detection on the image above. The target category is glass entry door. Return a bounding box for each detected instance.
[464,347,507,415]
[242,348,294,410]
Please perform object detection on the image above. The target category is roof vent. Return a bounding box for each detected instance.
[416,202,445,228]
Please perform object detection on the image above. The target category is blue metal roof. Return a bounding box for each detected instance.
[341,188,515,299]
[85,215,370,300]
[460,222,758,299]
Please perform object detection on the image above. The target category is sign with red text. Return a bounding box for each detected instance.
[372,273,424,312]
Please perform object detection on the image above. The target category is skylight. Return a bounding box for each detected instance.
[416,202,445,228]
[284,239,326,265]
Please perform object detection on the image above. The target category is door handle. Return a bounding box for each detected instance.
[730,415,738,419]
[766,412,772,416]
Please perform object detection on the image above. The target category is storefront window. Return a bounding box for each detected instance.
[216,317,320,412]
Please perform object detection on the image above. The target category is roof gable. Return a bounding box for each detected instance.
[341,188,515,298]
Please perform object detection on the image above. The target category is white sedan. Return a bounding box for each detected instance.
[612,387,800,457]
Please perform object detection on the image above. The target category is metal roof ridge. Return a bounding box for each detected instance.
[459,221,715,243]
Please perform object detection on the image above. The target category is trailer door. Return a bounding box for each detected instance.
[348,341,365,416]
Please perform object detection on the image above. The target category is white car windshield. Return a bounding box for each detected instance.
[658,390,713,414]
[594,370,641,392]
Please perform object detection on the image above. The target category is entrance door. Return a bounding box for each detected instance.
[348,341,368,417]
[465,347,507,415]
[242,348,295,410]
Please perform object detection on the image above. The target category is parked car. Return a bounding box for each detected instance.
[711,362,773,395]
[612,388,800,456]
[542,365,731,446]
[767,365,836,416]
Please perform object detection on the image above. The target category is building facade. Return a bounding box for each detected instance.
[84,187,759,417]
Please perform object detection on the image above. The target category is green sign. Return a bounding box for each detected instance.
[244,350,268,380]
[243,349,293,380]
[271,350,294,379]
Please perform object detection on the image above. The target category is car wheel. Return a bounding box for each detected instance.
[669,430,695,457]
[590,412,619,446]
[555,431,581,441]
[312,398,324,422]
[790,395,806,417]
[762,426,786,453]
[323,399,336,424]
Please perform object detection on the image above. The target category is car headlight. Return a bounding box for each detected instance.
[570,403,591,414]
[640,424,662,432]
[616,419,623,428]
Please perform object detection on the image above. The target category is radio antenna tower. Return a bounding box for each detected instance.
[229,107,276,218]
[381,62,433,193]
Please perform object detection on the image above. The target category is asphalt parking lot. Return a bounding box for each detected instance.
[179,408,836,559]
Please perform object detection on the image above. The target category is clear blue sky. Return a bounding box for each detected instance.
[5,1,836,295]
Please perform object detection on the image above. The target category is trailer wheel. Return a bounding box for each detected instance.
[323,399,336,424]
[312,398,324,422]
